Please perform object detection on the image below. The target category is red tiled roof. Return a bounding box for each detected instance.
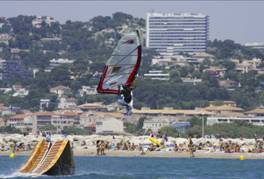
[33,111,53,116]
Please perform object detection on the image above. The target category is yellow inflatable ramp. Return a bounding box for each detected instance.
[19,139,74,176]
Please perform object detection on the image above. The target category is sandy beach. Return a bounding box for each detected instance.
[2,149,264,160]
[1,134,264,159]
[72,149,264,159]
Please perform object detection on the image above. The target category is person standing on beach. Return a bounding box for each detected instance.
[12,142,17,153]
[149,130,156,138]
[100,141,106,155]
[188,137,195,158]
[163,133,168,142]
[174,142,178,152]
[96,140,101,155]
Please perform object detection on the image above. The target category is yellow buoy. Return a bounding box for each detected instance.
[9,152,15,158]
[239,155,245,160]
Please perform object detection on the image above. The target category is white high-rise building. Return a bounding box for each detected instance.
[146,12,209,55]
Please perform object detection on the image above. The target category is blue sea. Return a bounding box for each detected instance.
[0,156,264,179]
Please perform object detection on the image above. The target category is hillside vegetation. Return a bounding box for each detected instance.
[0,13,264,110]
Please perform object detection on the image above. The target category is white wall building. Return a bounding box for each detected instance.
[32,16,56,28]
[0,34,12,45]
[78,86,97,96]
[50,85,71,97]
[181,77,202,85]
[32,112,53,134]
[51,111,80,132]
[7,114,33,133]
[244,43,264,49]
[144,70,170,80]
[143,117,171,132]
[96,118,124,134]
[207,116,264,126]
[80,112,97,128]
[146,12,209,56]
[12,89,29,97]
[49,58,75,69]
[58,97,77,109]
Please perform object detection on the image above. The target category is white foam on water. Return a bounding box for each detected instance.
[68,170,136,178]
[0,172,34,178]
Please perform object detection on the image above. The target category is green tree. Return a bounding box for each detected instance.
[220,60,235,71]
[124,117,146,135]
[39,124,56,132]
[62,126,90,135]
[49,65,71,86]
[158,126,179,137]
[188,116,204,126]
[0,126,22,134]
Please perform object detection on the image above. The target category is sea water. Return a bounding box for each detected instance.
[0,156,264,179]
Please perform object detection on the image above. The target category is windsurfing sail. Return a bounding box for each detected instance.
[97,31,142,94]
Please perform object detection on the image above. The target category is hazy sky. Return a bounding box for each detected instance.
[0,1,263,44]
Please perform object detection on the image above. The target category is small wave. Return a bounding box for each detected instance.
[0,171,134,179]
[67,171,136,179]
[0,172,34,179]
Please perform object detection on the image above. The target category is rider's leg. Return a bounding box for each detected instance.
[117,98,127,106]
[126,105,132,116]
[117,98,130,114]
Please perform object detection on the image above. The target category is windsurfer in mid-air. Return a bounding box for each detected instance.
[118,85,133,115]
[97,31,141,116]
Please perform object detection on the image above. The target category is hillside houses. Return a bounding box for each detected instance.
[78,86,97,96]
[0,33,12,45]
[0,118,4,127]
[95,112,124,134]
[51,111,81,132]
[7,110,81,134]
[49,58,75,69]
[203,66,226,78]
[7,113,33,133]
[3,103,122,134]
[78,102,108,112]
[151,52,215,68]
[133,108,213,118]
[58,97,77,109]
[4,99,264,135]
[143,117,171,132]
[49,85,71,97]
[143,70,170,80]
[231,58,262,73]
[137,102,264,131]
[12,85,29,97]
[219,79,239,90]
[32,16,56,28]
[181,77,202,85]
[0,13,264,136]
[245,107,264,117]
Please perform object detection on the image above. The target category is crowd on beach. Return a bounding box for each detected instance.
[94,136,264,157]
[0,142,33,153]
[2,133,264,157]
[94,137,195,156]
[0,132,53,153]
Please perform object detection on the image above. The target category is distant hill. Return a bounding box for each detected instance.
[0,12,264,111]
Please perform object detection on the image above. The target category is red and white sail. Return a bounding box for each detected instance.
[97,31,142,94]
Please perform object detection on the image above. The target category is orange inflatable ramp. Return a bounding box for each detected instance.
[19,139,74,176]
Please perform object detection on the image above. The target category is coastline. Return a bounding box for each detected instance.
[1,134,264,160]
[2,150,264,160]
[72,150,264,159]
